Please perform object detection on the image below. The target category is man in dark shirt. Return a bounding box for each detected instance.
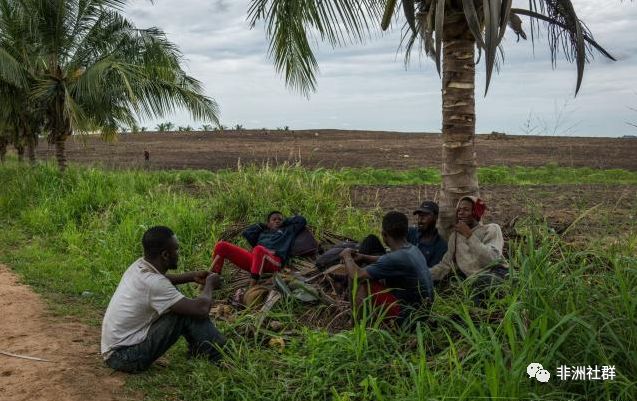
[407,200,448,267]
[340,212,433,324]
[211,212,307,284]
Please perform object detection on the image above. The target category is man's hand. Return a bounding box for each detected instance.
[339,248,357,260]
[205,273,223,290]
[454,222,473,238]
[192,271,210,285]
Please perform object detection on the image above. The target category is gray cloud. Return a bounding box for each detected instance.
[126,0,637,137]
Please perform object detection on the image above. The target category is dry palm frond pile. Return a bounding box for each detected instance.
[211,224,357,333]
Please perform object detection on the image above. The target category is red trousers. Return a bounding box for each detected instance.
[211,241,282,277]
[368,281,401,319]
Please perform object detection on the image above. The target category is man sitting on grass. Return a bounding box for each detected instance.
[407,200,448,267]
[339,211,434,325]
[101,226,226,373]
[429,196,508,304]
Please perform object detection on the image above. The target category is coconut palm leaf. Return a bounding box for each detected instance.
[247,0,385,95]
[250,0,617,95]
[0,0,220,170]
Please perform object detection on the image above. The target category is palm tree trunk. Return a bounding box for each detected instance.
[27,141,36,164]
[55,136,67,171]
[0,140,7,163]
[25,130,37,165]
[16,144,25,163]
[437,16,479,238]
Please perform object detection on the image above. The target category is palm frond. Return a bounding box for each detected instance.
[512,3,615,94]
[398,0,615,94]
[248,0,385,96]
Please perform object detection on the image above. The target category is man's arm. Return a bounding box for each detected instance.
[283,215,308,236]
[169,273,222,318]
[242,223,265,247]
[466,225,504,266]
[355,254,381,265]
[428,234,455,281]
[340,248,371,280]
[166,271,209,286]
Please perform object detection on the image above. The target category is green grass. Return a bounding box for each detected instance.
[1,161,636,401]
[326,165,637,186]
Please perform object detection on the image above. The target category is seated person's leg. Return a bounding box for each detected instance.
[470,270,506,306]
[367,281,401,319]
[105,313,187,373]
[350,280,400,322]
[182,317,226,361]
[250,245,282,278]
[211,240,254,274]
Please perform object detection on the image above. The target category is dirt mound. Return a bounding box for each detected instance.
[0,265,130,401]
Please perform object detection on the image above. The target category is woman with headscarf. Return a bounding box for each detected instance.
[429,196,508,288]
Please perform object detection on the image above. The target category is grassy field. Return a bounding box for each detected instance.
[1,160,636,400]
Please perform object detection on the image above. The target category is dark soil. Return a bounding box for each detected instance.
[34,130,637,171]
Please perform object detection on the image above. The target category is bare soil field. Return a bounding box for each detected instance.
[30,129,636,242]
[353,183,637,243]
[35,130,637,171]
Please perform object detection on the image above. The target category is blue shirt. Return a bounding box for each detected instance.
[242,216,307,263]
[365,244,434,307]
[407,227,448,267]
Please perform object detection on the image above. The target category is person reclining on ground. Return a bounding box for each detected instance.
[407,200,448,267]
[339,211,434,325]
[429,196,508,303]
[101,226,226,373]
[211,211,307,285]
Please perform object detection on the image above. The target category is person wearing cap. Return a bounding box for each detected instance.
[429,196,508,287]
[407,201,448,267]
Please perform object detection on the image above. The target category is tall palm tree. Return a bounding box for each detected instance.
[0,0,220,171]
[248,0,617,235]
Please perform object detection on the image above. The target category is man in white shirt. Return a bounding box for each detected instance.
[102,226,225,373]
[429,197,508,304]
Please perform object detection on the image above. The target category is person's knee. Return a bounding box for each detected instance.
[214,240,229,254]
[252,245,267,255]
[187,318,227,360]
[105,351,152,374]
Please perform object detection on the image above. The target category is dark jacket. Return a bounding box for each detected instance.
[407,226,448,267]
[242,215,308,264]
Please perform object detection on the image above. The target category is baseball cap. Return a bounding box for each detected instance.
[413,200,439,215]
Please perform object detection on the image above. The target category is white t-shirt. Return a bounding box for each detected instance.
[101,258,184,358]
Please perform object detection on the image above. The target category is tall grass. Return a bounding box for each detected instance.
[0,162,376,305]
[127,227,636,401]
[317,165,637,186]
[0,162,635,400]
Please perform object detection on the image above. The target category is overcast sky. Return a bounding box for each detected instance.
[126,0,637,137]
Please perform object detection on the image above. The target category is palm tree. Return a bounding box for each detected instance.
[248,0,617,234]
[0,0,220,171]
[0,86,40,164]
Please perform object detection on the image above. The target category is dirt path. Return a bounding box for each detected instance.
[0,265,131,401]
